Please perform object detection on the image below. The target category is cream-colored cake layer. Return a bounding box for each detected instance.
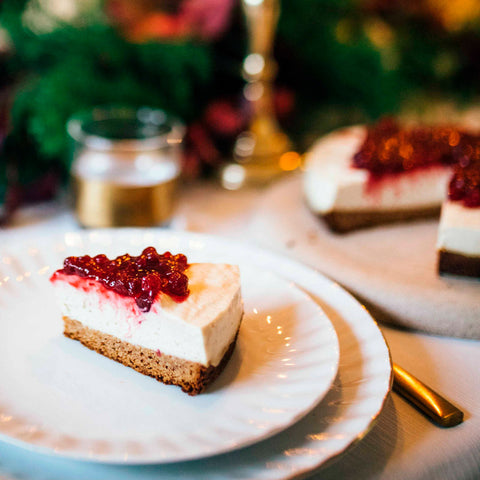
[52,263,243,367]
[437,201,480,256]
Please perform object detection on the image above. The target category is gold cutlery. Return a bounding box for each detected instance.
[393,363,464,427]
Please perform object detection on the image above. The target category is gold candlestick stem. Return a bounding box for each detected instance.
[221,0,294,190]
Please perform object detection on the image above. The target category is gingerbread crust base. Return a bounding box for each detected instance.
[63,316,239,395]
[438,250,480,278]
[321,206,440,233]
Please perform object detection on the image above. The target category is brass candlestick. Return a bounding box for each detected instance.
[221,0,295,190]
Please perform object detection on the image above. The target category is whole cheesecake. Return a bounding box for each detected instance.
[50,248,243,395]
[303,119,458,232]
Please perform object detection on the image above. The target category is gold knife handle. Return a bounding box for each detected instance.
[393,363,464,428]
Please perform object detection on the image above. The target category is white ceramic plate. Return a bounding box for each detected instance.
[249,175,480,339]
[0,229,391,480]
[0,231,339,464]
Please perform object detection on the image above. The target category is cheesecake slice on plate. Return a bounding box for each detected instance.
[50,248,243,395]
[438,137,480,278]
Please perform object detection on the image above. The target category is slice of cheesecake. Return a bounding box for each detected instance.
[50,248,243,395]
[437,202,480,277]
[438,138,480,278]
[303,119,458,232]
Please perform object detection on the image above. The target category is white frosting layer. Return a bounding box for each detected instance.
[437,201,480,256]
[52,264,243,367]
[303,126,452,213]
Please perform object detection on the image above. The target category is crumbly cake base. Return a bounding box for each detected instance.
[321,206,440,233]
[438,250,480,278]
[63,316,239,395]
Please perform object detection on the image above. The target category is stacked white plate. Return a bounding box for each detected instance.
[0,230,392,480]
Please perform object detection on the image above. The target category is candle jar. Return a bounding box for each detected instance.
[67,107,184,228]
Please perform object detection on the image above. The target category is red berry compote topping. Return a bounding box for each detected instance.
[449,135,480,207]
[353,117,462,178]
[51,247,190,312]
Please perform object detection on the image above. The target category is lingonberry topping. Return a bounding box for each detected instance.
[449,135,480,207]
[56,248,189,311]
[353,117,462,177]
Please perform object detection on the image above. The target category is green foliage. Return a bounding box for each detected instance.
[1,2,212,183]
[10,33,211,167]
[278,0,400,117]
[277,0,480,144]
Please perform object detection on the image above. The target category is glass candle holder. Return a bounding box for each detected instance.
[67,107,184,228]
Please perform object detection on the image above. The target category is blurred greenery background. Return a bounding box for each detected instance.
[1,0,480,215]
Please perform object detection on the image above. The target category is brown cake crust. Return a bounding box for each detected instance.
[63,316,239,395]
[438,250,480,278]
[322,206,440,233]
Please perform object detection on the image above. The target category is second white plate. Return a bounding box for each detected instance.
[0,232,339,464]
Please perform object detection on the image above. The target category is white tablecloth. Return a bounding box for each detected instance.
[1,180,479,480]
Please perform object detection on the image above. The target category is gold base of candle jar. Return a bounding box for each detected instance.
[220,130,297,190]
[220,157,286,190]
[73,175,177,228]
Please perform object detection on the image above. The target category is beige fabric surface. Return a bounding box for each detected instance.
[248,175,480,339]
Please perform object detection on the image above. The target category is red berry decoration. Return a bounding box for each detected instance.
[56,248,190,311]
[353,117,463,178]
[449,135,480,208]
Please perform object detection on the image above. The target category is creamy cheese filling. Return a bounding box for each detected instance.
[52,263,243,367]
[303,126,452,213]
[437,201,480,256]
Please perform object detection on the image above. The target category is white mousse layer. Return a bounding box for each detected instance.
[303,126,452,213]
[52,264,243,367]
[437,201,480,256]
